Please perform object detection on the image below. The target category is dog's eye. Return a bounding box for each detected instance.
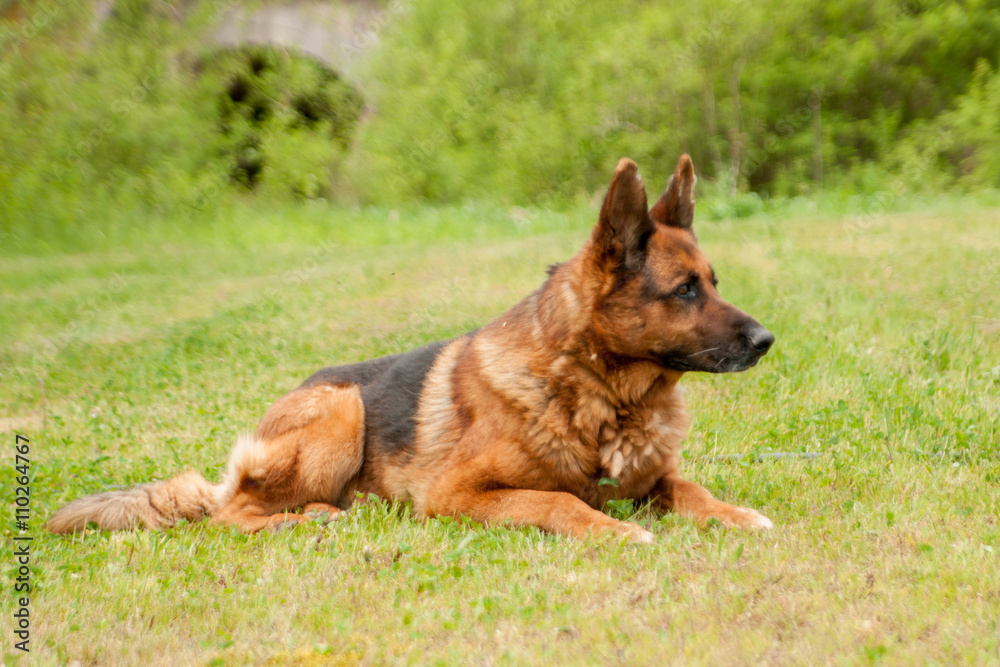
[676,284,695,297]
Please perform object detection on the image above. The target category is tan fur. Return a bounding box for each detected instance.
[49,155,773,539]
[46,471,220,533]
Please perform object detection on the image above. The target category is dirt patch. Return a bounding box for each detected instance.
[0,414,43,433]
[978,319,1000,335]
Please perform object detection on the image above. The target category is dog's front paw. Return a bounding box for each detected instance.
[617,521,655,544]
[725,506,773,530]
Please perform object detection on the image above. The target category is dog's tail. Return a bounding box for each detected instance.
[47,434,254,534]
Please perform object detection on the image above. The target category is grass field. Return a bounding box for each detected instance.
[2,199,999,665]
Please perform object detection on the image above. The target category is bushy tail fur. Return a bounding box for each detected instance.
[47,434,254,534]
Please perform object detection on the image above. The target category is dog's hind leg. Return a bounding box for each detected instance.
[211,383,365,533]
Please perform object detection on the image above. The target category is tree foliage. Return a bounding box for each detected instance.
[355,0,1000,202]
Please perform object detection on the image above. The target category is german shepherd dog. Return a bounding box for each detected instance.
[49,155,775,542]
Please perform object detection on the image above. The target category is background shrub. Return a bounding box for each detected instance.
[3,0,1000,247]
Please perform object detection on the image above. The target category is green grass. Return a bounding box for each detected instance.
[2,200,999,665]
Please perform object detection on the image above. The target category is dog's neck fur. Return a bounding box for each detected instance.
[535,247,683,408]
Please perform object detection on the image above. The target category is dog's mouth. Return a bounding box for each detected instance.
[655,344,771,374]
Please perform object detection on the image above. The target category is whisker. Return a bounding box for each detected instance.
[687,348,719,357]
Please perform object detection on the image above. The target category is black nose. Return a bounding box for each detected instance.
[747,326,775,354]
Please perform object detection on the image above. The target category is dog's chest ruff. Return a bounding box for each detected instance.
[570,381,689,486]
[595,404,684,479]
[487,351,690,485]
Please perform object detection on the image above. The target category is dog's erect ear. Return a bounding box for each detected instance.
[592,158,654,273]
[650,154,696,230]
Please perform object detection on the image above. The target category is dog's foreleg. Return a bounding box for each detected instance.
[651,475,773,529]
[426,487,654,543]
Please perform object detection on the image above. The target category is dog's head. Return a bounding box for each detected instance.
[586,155,773,373]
